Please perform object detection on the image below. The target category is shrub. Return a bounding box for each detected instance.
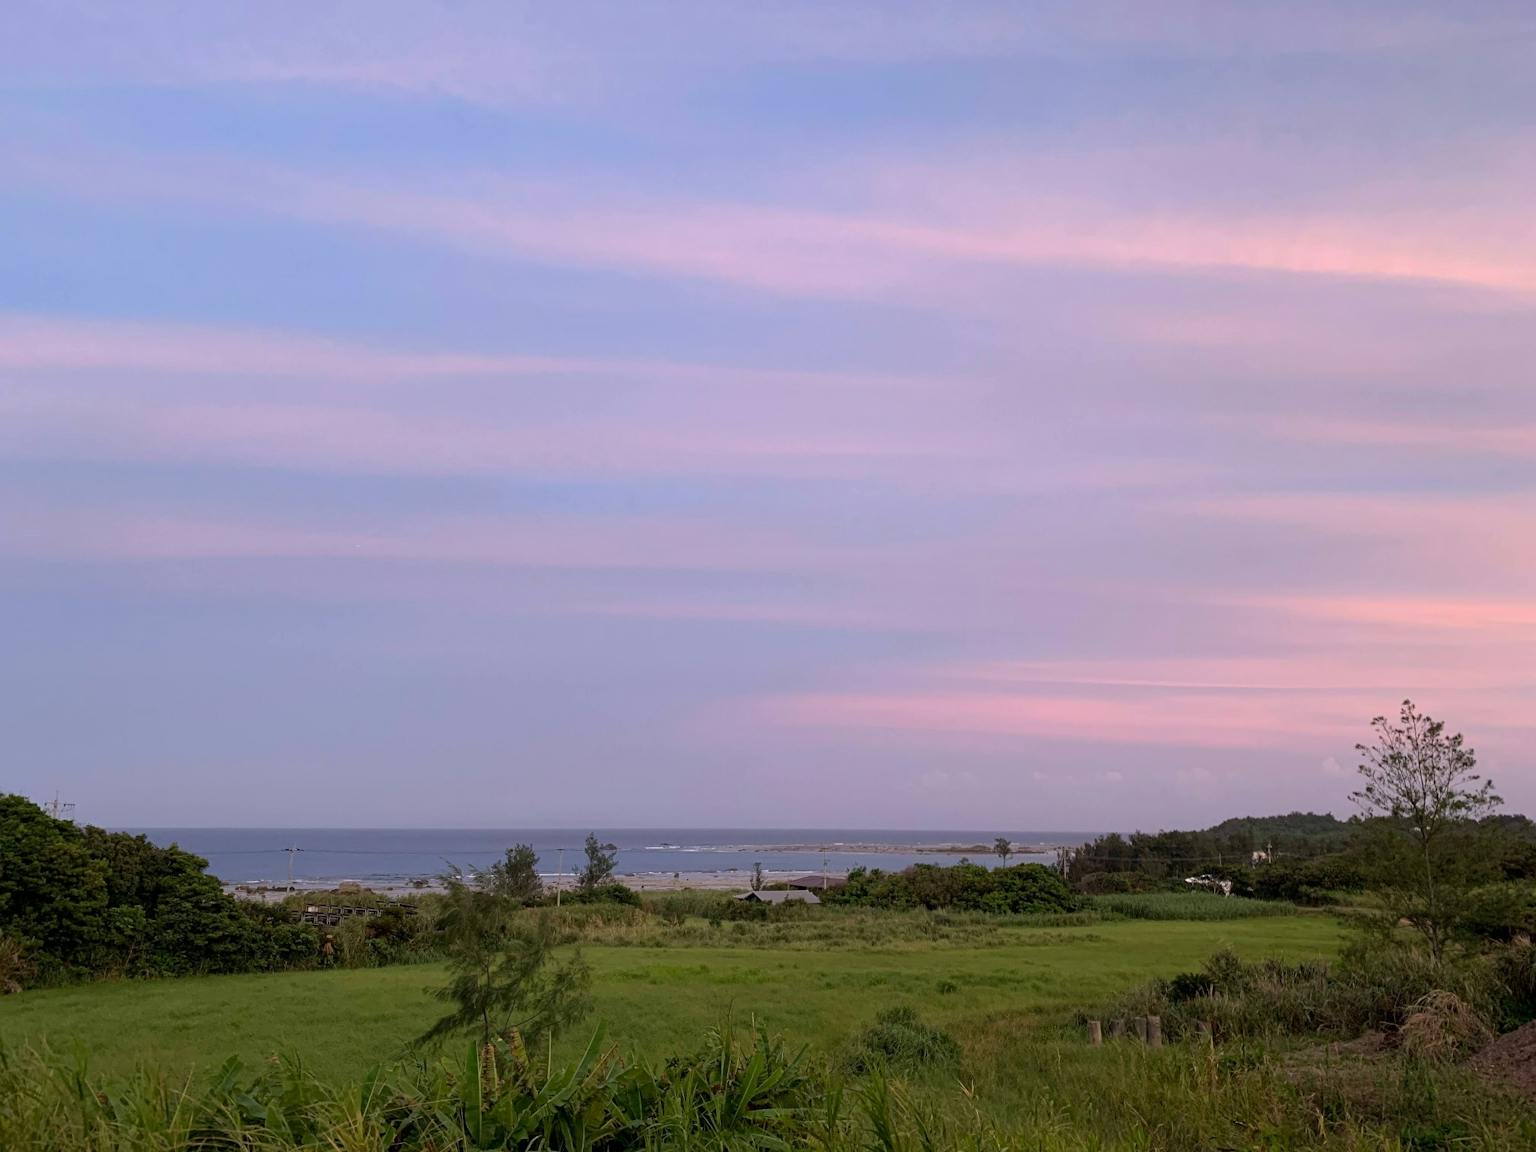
[0,935,31,994]
[560,882,641,908]
[830,861,1079,915]
[842,1006,961,1074]
[1253,856,1367,905]
[1399,991,1493,1062]
[1458,882,1536,943]
[1101,942,1519,1045]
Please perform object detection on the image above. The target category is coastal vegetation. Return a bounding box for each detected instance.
[825,858,1079,914]
[4,702,1536,1147]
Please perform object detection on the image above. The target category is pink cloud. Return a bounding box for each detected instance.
[0,313,596,380]
[1262,416,1536,458]
[12,145,1536,301]
[1188,491,1536,574]
[0,500,870,574]
[758,689,1366,750]
[936,654,1520,693]
[1248,595,1536,633]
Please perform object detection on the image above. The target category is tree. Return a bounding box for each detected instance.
[485,844,544,906]
[751,862,765,892]
[1352,700,1503,962]
[993,837,1012,865]
[578,834,617,891]
[420,879,590,1047]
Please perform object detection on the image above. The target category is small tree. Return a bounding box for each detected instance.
[484,843,543,906]
[419,879,590,1047]
[1352,700,1502,962]
[579,834,618,891]
[993,837,1012,866]
[751,862,765,892]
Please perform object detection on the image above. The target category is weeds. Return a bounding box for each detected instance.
[842,1007,961,1075]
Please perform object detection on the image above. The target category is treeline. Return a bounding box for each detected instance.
[826,861,1080,914]
[0,799,646,989]
[0,794,318,984]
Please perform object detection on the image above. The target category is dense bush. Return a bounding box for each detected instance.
[560,882,642,908]
[1457,882,1536,943]
[0,795,321,985]
[841,1006,961,1074]
[1067,813,1357,889]
[1252,856,1366,905]
[828,861,1080,914]
[1101,940,1536,1045]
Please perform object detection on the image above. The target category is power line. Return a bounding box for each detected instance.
[44,792,76,821]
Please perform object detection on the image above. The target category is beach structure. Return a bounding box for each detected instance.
[735,889,820,905]
[297,903,416,926]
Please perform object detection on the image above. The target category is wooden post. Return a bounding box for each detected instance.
[1134,1016,1148,1044]
[1088,1020,1102,1047]
[1109,1018,1126,1040]
[1147,1016,1162,1048]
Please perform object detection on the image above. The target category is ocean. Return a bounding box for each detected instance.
[126,828,1100,887]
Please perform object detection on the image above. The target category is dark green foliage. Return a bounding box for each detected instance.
[421,882,591,1047]
[1252,855,1366,905]
[0,794,319,985]
[1458,882,1536,943]
[563,882,642,908]
[828,861,1079,914]
[842,1006,961,1074]
[484,843,544,906]
[579,833,618,891]
[1068,812,1358,894]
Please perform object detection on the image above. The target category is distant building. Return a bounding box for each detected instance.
[785,874,846,892]
[735,889,820,905]
[297,903,415,926]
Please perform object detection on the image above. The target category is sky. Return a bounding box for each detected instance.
[2,2,1533,830]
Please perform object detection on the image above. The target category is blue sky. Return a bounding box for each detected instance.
[2,2,1533,828]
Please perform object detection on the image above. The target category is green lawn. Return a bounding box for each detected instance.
[0,916,1343,1081]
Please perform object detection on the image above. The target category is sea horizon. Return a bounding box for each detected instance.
[124,826,1104,886]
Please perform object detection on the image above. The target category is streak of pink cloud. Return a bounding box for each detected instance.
[758,689,1369,749]
[11,147,1536,301]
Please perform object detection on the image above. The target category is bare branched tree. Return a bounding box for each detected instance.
[1352,700,1502,962]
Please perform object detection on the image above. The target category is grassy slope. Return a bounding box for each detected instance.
[0,916,1342,1081]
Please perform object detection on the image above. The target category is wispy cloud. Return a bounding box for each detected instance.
[6,2,1515,108]
[12,143,1536,301]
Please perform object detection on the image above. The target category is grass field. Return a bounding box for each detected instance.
[0,914,1344,1081]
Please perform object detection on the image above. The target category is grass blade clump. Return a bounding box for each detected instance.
[1091,893,1297,921]
[842,1007,961,1075]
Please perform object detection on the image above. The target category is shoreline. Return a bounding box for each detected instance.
[227,868,838,901]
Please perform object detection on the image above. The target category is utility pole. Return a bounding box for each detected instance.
[285,845,303,893]
[45,792,76,821]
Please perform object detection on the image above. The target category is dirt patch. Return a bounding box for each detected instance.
[1466,1020,1536,1104]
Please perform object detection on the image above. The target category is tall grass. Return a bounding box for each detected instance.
[5,1013,1533,1151]
[542,904,1110,950]
[1092,892,1298,921]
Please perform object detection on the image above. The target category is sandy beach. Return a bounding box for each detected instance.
[227,869,826,901]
